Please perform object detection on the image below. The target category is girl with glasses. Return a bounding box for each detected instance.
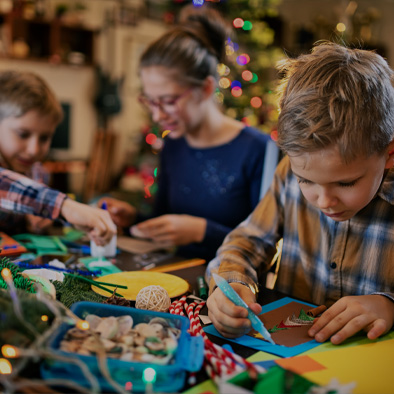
[100,4,272,262]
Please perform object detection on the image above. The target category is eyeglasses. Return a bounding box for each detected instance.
[138,88,193,114]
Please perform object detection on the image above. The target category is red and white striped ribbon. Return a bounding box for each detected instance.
[169,296,259,383]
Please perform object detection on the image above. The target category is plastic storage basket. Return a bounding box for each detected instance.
[41,301,204,392]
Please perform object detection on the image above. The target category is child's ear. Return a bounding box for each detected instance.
[201,76,216,99]
[385,140,394,169]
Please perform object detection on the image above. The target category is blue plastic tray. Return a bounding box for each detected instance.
[41,301,204,392]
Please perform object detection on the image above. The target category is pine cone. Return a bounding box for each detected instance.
[104,287,131,307]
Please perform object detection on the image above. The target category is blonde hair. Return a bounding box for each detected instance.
[0,71,63,124]
[276,42,394,162]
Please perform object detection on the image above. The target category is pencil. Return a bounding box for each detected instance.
[145,258,205,273]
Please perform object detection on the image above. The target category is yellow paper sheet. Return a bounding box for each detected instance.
[291,338,394,394]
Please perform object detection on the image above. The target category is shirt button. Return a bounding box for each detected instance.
[330,262,337,269]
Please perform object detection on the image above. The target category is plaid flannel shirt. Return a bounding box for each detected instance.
[0,167,66,222]
[208,156,394,306]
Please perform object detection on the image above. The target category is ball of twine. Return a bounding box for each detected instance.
[135,285,171,312]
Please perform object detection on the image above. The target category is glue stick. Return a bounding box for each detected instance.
[90,201,117,258]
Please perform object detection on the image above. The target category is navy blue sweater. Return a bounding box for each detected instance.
[147,126,271,261]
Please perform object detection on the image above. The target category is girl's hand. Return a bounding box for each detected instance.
[131,214,207,246]
[207,282,262,338]
[308,294,394,344]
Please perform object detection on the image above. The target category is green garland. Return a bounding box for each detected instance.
[0,258,36,293]
[53,275,106,308]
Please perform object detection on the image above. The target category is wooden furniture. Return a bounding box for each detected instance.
[0,11,98,65]
[83,130,117,203]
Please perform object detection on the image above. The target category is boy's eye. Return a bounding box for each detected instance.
[297,178,311,185]
[338,180,357,187]
[39,135,52,144]
[16,130,30,139]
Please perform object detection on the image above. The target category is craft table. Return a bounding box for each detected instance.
[115,251,394,394]
[6,244,394,394]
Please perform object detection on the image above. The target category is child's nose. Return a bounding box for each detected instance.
[151,105,169,123]
[27,139,40,156]
[316,188,337,209]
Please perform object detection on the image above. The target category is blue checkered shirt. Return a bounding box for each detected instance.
[0,167,66,224]
[208,156,394,306]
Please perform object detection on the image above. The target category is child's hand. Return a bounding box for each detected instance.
[308,295,394,344]
[207,282,262,338]
[97,197,137,228]
[132,214,207,246]
[61,199,117,245]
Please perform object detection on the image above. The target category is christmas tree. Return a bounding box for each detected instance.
[161,0,284,136]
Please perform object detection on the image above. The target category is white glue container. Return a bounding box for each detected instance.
[90,234,117,258]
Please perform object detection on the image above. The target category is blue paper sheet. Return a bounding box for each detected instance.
[204,297,324,357]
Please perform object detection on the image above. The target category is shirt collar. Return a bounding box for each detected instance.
[377,167,394,205]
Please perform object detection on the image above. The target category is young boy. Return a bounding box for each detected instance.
[0,167,116,245]
[206,42,394,345]
[0,70,63,234]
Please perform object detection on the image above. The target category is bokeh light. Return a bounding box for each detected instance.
[250,96,263,108]
[336,22,346,32]
[1,345,18,358]
[231,87,242,97]
[231,80,242,88]
[219,77,231,89]
[250,73,259,83]
[242,70,253,81]
[0,358,12,374]
[76,320,90,331]
[233,18,244,28]
[242,21,253,31]
[146,133,157,145]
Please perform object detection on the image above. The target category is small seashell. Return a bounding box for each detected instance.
[117,315,133,337]
[60,340,80,353]
[66,327,90,340]
[134,335,145,346]
[149,317,170,328]
[140,353,156,363]
[85,314,102,330]
[134,345,148,354]
[101,338,116,351]
[81,336,102,353]
[96,316,119,339]
[118,335,134,346]
[149,323,165,339]
[145,337,165,352]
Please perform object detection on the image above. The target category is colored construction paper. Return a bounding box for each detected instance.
[285,338,394,394]
[249,301,318,347]
[275,355,325,375]
[204,297,323,357]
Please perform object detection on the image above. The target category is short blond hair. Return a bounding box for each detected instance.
[0,71,63,125]
[276,42,394,162]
